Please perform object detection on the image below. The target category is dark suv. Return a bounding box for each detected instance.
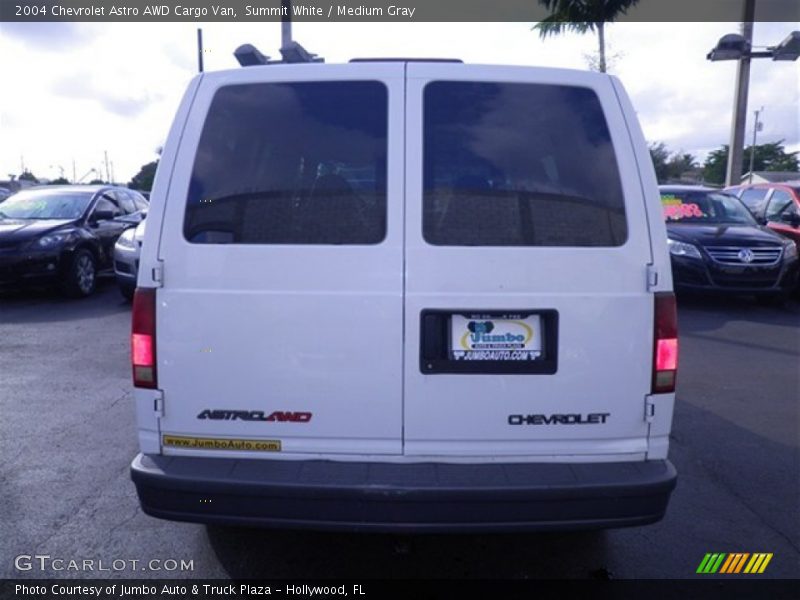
[659,186,798,301]
[0,185,147,297]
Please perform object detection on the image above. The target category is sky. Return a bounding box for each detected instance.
[0,21,798,184]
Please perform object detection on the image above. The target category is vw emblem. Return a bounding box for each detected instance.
[738,248,754,263]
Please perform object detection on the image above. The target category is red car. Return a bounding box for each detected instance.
[727,182,800,250]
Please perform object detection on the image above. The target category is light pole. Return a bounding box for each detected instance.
[726,17,753,189]
[281,0,291,48]
[233,0,322,67]
[748,107,764,183]
[707,22,800,187]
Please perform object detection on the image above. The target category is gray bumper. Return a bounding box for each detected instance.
[131,453,676,532]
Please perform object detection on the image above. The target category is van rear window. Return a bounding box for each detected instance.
[184,81,387,245]
[422,81,627,247]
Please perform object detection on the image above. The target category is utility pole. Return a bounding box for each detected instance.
[748,107,764,183]
[197,28,204,73]
[72,159,76,184]
[104,151,110,183]
[725,0,756,187]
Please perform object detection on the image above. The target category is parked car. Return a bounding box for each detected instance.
[131,61,679,532]
[114,218,146,300]
[0,185,147,297]
[726,182,800,251]
[660,185,798,300]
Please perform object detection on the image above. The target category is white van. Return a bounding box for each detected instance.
[130,60,678,531]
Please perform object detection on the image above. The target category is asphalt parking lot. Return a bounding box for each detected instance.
[1,281,798,580]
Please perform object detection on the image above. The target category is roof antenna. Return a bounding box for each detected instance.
[234,0,323,66]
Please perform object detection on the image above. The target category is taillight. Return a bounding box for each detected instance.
[132,288,157,389]
[653,292,678,394]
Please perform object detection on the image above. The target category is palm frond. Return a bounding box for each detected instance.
[534,0,641,27]
[533,18,593,39]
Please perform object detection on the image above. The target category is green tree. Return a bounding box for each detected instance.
[128,160,159,192]
[668,153,698,180]
[89,179,105,185]
[18,170,38,183]
[48,177,70,185]
[703,141,799,185]
[649,142,699,183]
[649,142,670,182]
[703,146,728,185]
[533,0,640,73]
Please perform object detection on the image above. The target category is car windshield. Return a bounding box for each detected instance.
[660,190,757,225]
[0,189,95,220]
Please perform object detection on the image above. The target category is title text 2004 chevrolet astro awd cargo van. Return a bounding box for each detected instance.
[130,60,678,531]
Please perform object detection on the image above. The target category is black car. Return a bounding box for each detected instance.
[0,185,148,297]
[659,186,798,301]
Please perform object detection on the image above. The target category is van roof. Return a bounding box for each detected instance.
[202,62,614,84]
[349,58,463,63]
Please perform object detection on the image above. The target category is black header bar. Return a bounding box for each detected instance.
[2,0,799,22]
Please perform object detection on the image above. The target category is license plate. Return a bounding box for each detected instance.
[450,314,543,361]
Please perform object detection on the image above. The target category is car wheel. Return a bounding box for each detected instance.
[61,249,97,298]
[119,282,135,301]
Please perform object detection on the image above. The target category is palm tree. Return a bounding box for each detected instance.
[533,0,640,73]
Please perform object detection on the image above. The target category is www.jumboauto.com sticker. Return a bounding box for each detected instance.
[450,314,542,361]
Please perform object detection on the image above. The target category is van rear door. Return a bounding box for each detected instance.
[155,64,405,456]
[403,64,654,459]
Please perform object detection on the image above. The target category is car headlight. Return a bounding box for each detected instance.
[784,242,798,260]
[34,232,71,249]
[667,238,702,259]
[116,228,137,249]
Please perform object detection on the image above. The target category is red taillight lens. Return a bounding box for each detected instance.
[132,288,157,389]
[653,292,678,394]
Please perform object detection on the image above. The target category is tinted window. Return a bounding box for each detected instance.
[93,197,122,218]
[422,82,626,247]
[765,189,794,222]
[739,188,769,215]
[129,192,148,211]
[660,191,756,225]
[725,186,744,197]
[114,190,136,214]
[184,81,388,245]
[0,189,94,220]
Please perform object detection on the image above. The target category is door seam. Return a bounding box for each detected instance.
[401,62,408,453]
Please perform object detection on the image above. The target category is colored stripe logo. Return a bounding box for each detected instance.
[697,553,773,574]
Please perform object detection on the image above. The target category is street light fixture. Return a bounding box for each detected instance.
[707,33,750,61]
[708,30,800,61]
[234,43,270,66]
[707,28,800,186]
[771,31,800,61]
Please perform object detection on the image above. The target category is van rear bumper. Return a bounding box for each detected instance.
[130,453,677,532]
